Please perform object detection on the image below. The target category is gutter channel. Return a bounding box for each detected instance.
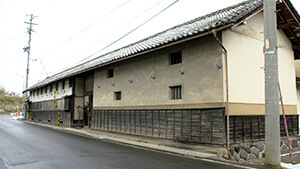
[212,30,230,149]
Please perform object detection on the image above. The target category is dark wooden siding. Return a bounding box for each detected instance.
[31,110,71,126]
[227,115,299,144]
[30,98,72,126]
[91,108,225,144]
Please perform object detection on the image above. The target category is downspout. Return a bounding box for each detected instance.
[212,30,230,149]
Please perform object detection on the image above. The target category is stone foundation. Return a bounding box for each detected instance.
[217,136,300,162]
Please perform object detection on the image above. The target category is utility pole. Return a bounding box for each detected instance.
[24,14,37,90]
[24,14,37,119]
[264,0,281,167]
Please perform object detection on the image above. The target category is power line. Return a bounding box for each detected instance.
[85,0,165,51]
[38,59,49,77]
[37,0,131,60]
[52,0,179,74]
[55,0,165,71]
[79,0,179,63]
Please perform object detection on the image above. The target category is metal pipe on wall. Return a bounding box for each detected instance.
[212,30,230,149]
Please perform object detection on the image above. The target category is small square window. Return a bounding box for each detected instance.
[62,80,65,89]
[69,79,73,87]
[107,69,114,78]
[114,91,121,100]
[170,85,182,100]
[170,51,182,65]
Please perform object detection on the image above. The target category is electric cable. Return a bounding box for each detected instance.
[48,0,179,75]
[57,0,165,69]
[36,0,131,60]
[77,0,179,64]
[38,59,49,77]
[87,0,165,50]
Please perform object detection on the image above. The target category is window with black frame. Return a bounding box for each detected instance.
[169,51,182,65]
[170,85,182,100]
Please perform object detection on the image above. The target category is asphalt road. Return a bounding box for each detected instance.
[0,114,254,169]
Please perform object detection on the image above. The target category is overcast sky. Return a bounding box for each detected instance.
[0,0,300,95]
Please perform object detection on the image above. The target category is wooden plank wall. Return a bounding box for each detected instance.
[227,115,299,144]
[91,108,225,144]
[30,98,72,126]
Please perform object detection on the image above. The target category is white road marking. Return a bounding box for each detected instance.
[0,151,12,169]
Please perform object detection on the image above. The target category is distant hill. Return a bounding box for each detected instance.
[0,96,23,114]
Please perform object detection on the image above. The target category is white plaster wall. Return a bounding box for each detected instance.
[93,36,224,108]
[223,30,265,104]
[222,12,297,105]
[30,79,73,103]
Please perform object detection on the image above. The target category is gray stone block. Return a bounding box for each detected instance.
[282,144,288,150]
[241,145,251,153]
[230,147,235,155]
[234,152,240,162]
[239,159,246,163]
[247,154,257,160]
[229,155,235,161]
[251,147,260,157]
[291,139,298,147]
[255,143,265,152]
[284,139,288,146]
[240,150,248,160]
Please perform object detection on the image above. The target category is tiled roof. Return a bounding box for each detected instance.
[27,0,263,91]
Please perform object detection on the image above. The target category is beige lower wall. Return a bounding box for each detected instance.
[93,102,297,115]
[229,102,297,115]
[93,102,225,110]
